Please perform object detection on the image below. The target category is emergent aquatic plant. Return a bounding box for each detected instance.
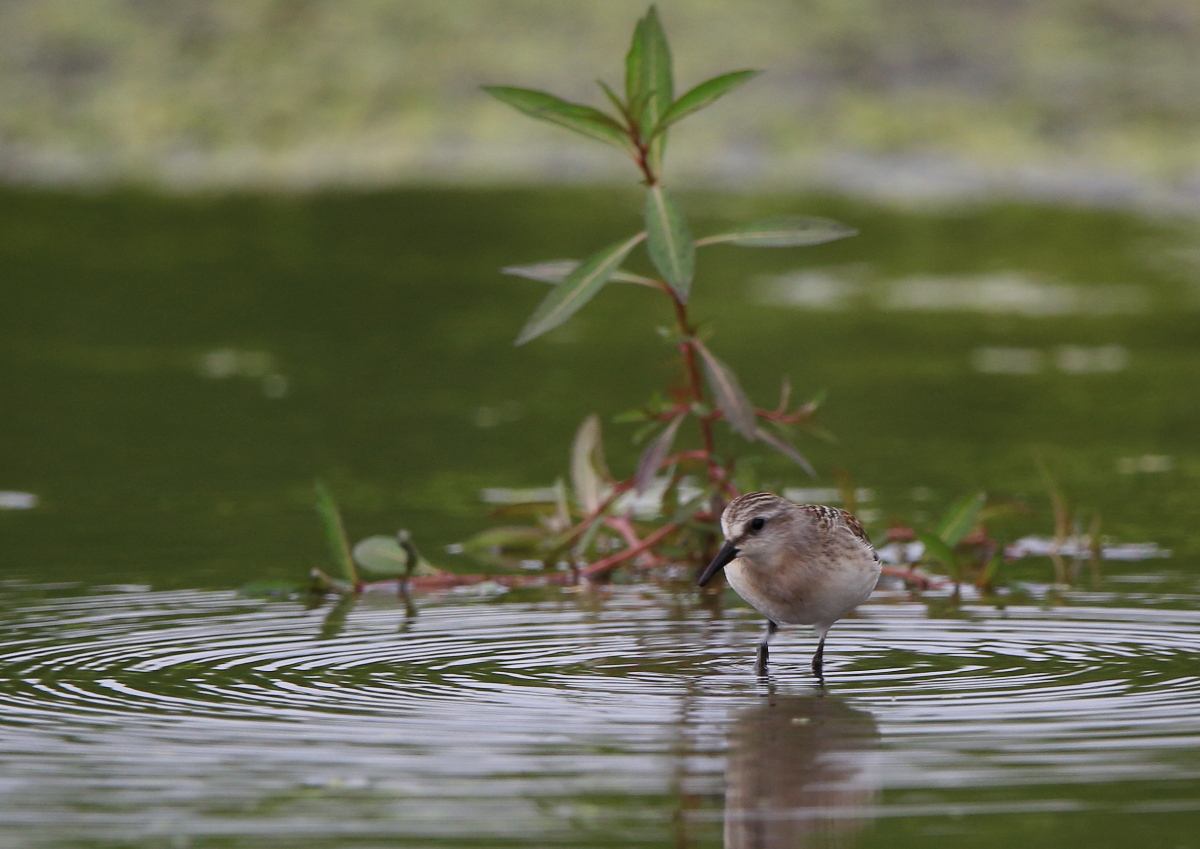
[477,6,855,578]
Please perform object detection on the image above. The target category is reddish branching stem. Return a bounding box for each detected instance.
[583,522,681,578]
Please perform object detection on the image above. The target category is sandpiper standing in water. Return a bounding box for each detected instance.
[698,492,882,677]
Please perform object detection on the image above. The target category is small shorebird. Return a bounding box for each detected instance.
[698,492,881,677]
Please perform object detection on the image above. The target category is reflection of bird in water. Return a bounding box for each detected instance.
[724,693,880,849]
[699,493,881,677]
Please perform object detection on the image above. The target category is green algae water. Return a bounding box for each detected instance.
[1,187,1198,846]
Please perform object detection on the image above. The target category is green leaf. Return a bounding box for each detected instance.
[596,79,630,123]
[644,185,694,300]
[937,491,986,548]
[314,480,357,585]
[634,413,685,493]
[514,232,646,345]
[482,86,632,152]
[625,6,673,170]
[694,341,757,441]
[502,259,658,288]
[670,488,712,525]
[352,535,410,577]
[755,426,816,477]
[650,69,761,137]
[916,530,959,578]
[695,216,857,248]
[459,525,546,555]
[625,7,673,129]
[353,533,441,577]
[571,414,610,514]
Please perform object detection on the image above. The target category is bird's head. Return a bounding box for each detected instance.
[698,492,794,587]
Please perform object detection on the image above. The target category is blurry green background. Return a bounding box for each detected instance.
[1,0,1198,591]
[1,0,1197,207]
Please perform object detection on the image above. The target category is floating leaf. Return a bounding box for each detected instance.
[514,232,646,345]
[644,185,694,300]
[571,414,610,514]
[353,535,410,577]
[634,413,685,494]
[756,426,816,477]
[937,491,986,548]
[650,69,761,137]
[696,216,857,248]
[502,259,658,287]
[353,533,442,577]
[694,341,757,441]
[482,86,632,151]
[315,480,357,585]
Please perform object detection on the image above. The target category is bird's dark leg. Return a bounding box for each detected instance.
[811,633,827,679]
[756,620,778,675]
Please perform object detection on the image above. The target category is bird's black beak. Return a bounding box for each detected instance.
[698,540,739,587]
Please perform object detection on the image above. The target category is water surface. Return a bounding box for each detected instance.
[1,187,1198,846]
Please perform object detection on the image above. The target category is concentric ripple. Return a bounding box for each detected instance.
[0,586,1198,847]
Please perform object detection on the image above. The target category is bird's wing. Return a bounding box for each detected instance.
[799,504,879,561]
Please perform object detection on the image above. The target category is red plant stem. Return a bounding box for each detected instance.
[633,139,657,186]
[557,482,633,546]
[582,522,680,578]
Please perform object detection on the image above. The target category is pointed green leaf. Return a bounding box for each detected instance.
[625,6,673,169]
[482,86,632,151]
[650,70,761,138]
[937,491,986,548]
[644,185,694,300]
[514,232,646,345]
[596,79,630,124]
[756,427,816,477]
[694,341,757,441]
[502,259,658,288]
[635,413,685,493]
[502,259,580,284]
[695,216,857,248]
[315,480,357,585]
[916,530,958,576]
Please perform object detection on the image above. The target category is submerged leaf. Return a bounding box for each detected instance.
[635,413,685,494]
[459,525,547,555]
[696,216,857,248]
[482,86,632,151]
[644,185,694,301]
[694,341,757,441]
[571,414,610,514]
[938,491,986,547]
[514,232,646,345]
[315,480,357,585]
[651,69,761,137]
[755,427,816,477]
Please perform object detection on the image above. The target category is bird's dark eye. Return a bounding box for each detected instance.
[750,517,766,532]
